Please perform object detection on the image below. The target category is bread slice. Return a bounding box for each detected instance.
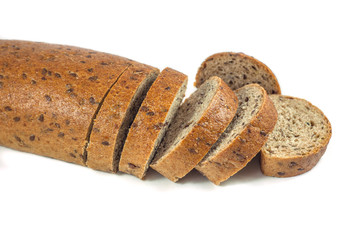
[86,63,159,172]
[118,68,188,179]
[195,84,277,185]
[150,76,238,182]
[0,40,132,165]
[260,95,332,177]
[195,52,281,94]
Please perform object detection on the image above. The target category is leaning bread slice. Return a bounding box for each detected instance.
[260,95,332,177]
[195,52,281,94]
[150,76,238,182]
[195,84,277,185]
[86,63,159,172]
[118,68,188,179]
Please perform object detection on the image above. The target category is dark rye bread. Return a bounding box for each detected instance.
[196,84,277,185]
[150,76,238,182]
[0,40,134,165]
[260,95,332,177]
[118,68,187,179]
[86,64,159,172]
[195,52,281,94]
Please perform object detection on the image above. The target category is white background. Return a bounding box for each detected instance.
[1,0,359,239]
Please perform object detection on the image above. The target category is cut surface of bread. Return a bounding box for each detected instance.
[0,40,132,165]
[118,68,187,179]
[195,52,281,94]
[196,84,277,185]
[150,76,238,182]
[86,63,159,172]
[261,95,332,177]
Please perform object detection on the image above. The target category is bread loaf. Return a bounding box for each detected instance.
[150,76,238,182]
[0,40,136,165]
[1,40,332,184]
[195,52,281,94]
[260,95,332,177]
[196,84,277,185]
[118,68,187,178]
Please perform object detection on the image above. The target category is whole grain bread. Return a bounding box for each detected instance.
[195,52,281,94]
[0,40,134,165]
[196,84,277,185]
[150,76,238,182]
[260,95,332,177]
[118,68,187,179]
[86,64,159,172]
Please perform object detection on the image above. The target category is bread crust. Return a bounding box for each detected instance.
[195,52,281,94]
[196,85,278,185]
[260,95,332,177]
[0,40,132,165]
[86,63,159,172]
[118,68,187,179]
[150,76,238,182]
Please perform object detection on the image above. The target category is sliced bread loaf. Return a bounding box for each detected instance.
[195,84,277,185]
[150,76,238,182]
[118,68,188,179]
[0,40,132,165]
[195,52,281,94]
[260,95,332,177]
[86,63,159,172]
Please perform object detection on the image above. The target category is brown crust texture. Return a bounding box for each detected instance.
[118,68,188,179]
[0,40,133,165]
[195,52,281,94]
[260,96,332,178]
[86,63,159,172]
[196,85,278,185]
[150,76,238,182]
[260,145,328,177]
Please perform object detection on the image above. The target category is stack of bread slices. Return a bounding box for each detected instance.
[0,40,331,185]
